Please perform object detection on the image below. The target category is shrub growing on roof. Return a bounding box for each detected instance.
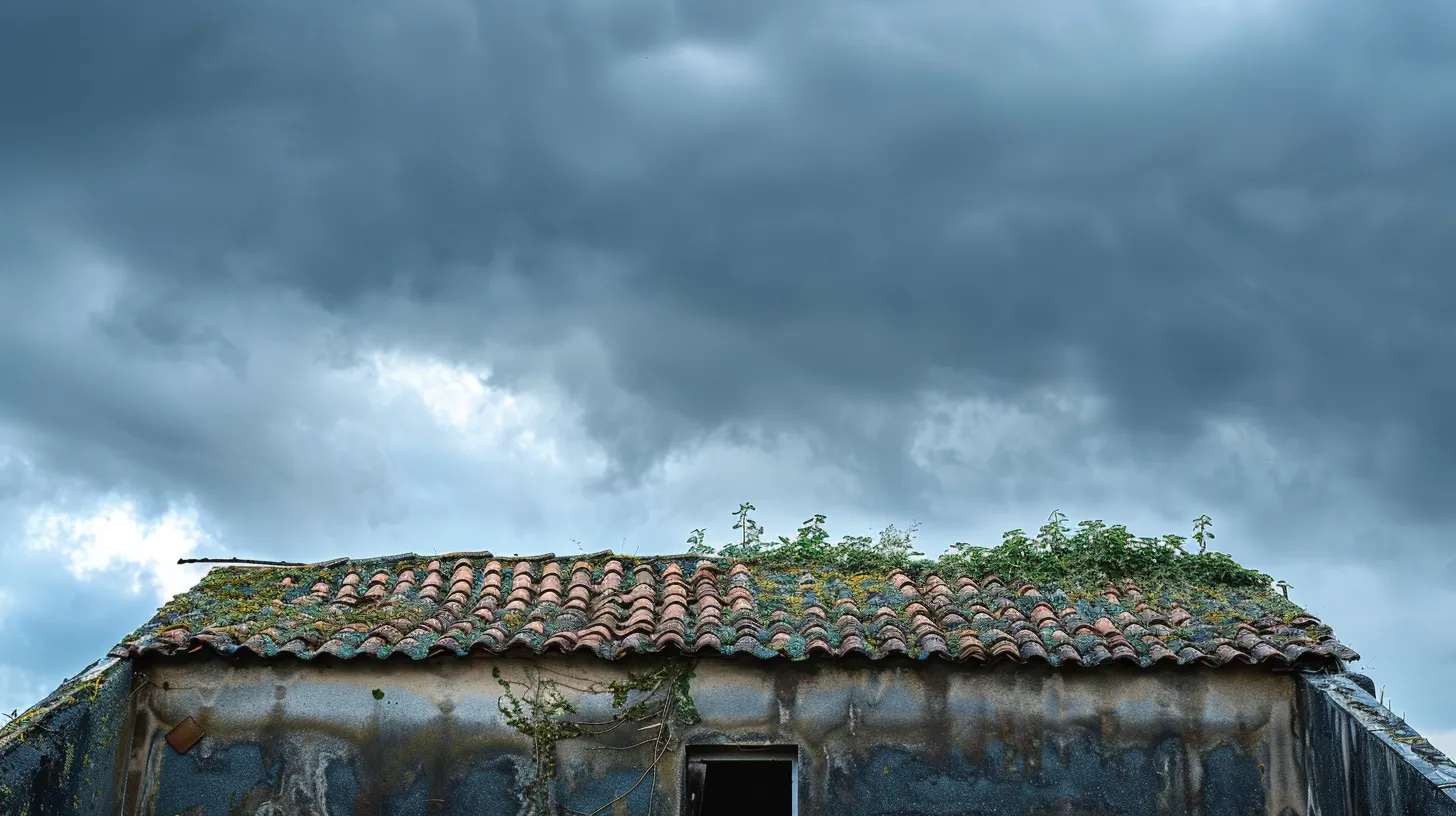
[705,506,1270,593]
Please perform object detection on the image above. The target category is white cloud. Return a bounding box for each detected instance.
[369,351,563,463]
[619,41,766,96]
[657,42,765,91]
[24,498,212,602]
[608,39,779,138]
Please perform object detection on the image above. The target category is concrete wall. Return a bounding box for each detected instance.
[0,657,134,816]
[1295,673,1456,816]
[121,653,1308,816]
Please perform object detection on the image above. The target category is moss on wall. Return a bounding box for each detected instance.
[0,658,133,816]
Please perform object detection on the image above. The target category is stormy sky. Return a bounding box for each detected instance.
[2,0,1454,748]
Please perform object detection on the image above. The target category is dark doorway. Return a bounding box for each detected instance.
[685,753,795,816]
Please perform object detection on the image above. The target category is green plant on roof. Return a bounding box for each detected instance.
[1192,514,1215,555]
[1043,508,1071,550]
[717,505,922,574]
[729,502,763,549]
[769,514,831,564]
[837,521,923,574]
[698,503,1275,595]
[943,511,1271,592]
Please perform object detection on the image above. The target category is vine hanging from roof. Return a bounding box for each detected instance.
[493,656,700,816]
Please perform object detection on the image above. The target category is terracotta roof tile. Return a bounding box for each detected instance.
[120,553,1359,668]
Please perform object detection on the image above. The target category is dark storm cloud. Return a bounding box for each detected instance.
[3,0,1456,516]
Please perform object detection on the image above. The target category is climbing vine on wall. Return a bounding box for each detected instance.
[493,665,583,813]
[494,657,700,816]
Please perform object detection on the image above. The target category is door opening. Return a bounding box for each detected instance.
[684,747,796,816]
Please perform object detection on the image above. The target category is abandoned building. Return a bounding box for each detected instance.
[3,550,1455,815]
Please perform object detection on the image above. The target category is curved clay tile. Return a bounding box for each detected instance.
[124,556,1356,669]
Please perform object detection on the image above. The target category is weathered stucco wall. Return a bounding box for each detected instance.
[0,657,134,816]
[122,653,1308,815]
[1295,674,1456,816]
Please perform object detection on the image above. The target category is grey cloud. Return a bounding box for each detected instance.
[4,1,1452,516]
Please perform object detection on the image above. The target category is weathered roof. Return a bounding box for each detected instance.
[113,552,1358,668]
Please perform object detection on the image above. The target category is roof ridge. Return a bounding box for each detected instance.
[231,549,736,568]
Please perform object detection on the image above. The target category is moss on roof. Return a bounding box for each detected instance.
[112,542,1351,669]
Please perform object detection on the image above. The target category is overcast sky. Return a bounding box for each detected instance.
[2,0,1454,750]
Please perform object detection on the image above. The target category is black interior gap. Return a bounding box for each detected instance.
[697,759,792,816]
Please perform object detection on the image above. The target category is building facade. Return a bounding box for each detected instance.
[4,552,1455,814]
